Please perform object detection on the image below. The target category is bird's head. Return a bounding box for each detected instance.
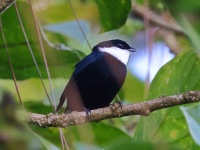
[93,39,136,65]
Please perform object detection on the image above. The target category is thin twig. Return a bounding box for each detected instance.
[67,0,92,50]
[27,0,56,112]
[59,128,69,150]
[26,1,70,148]
[0,0,15,15]
[28,90,200,128]
[132,4,184,34]
[132,4,184,54]
[14,3,53,110]
[0,17,25,110]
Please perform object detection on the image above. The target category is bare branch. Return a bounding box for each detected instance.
[132,4,187,54]
[132,4,184,34]
[28,90,200,128]
[0,0,15,15]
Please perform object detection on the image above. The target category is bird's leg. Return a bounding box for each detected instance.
[109,101,123,111]
[109,101,123,110]
[109,94,123,111]
[116,100,123,108]
[64,109,72,114]
[84,108,91,115]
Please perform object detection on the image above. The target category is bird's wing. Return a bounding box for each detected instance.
[73,51,99,75]
[56,51,102,112]
[72,51,107,84]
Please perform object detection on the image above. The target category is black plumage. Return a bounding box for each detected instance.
[56,39,134,113]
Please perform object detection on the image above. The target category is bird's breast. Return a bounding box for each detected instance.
[102,53,127,86]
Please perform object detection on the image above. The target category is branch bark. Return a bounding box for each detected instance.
[28,90,200,128]
[132,4,184,34]
[132,4,187,54]
[0,0,15,15]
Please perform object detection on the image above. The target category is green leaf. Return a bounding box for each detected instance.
[43,21,91,44]
[163,0,200,49]
[24,101,52,114]
[133,51,200,149]
[148,51,200,98]
[121,72,145,103]
[31,122,131,149]
[95,0,131,32]
[90,123,131,146]
[0,2,83,80]
[31,130,60,150]
[65,122,131,148]
[30,125,63,149]
[181,17,200,55]
[106,140,156,150]
[163,0,200,17]
[181,104,200,145]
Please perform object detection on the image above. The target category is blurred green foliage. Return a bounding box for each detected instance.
[95,0,131,32]
[134,51,200,149]
[0,0,200,149]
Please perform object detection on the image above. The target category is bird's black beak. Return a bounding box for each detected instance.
[129,47,136,52]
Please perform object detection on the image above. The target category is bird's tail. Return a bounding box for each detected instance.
[56,93,66,112]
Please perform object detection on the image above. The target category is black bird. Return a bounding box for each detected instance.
[56,39,135,113]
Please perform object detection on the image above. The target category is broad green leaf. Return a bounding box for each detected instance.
[121,72,145,103]
[0,2,83,80]
[181,17,200,55]
[164,0,200,47]
[30,125,63,149]
[67,122,131,149]
[95,0,131,32]
[0,78,68,104]
[30,130,60,150]
[147,51,200,98]
[43,21,91,44]
[181,104,200,145]
[0,0,15,15]
[75,142,101,150]
[24,101,52,114]
[106,140,156,150]
[31,121,131,149]
[163,0,200,17]
[90,123,131,147]
[133,51,200,149]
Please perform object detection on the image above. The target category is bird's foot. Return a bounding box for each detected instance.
[109,100,123,111]
[64,109,72,114]
[84,108,91,115]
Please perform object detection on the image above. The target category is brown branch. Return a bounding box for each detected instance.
[132,4,187,54]
[0,0,15,15]
[28,90,200,128]
[132,4,184,34]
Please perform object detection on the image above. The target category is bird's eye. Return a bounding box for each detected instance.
[117,44,124,49]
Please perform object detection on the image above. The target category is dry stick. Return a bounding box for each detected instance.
[132,4,184,54]
[132,4,184,34]
[59,128,65,150]
[68,0,92,50]
[0,18,25,110]
[14,3,53,110]
[28,90,200,128]
[27,2,70,149]
[27,0,57,111]
[59,128,69,150]
[0,0,15,15]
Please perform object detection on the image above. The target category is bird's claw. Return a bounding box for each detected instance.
[109,100,123,111]
[84,108,91,115]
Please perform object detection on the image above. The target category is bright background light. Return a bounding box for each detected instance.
[128,41,174,82]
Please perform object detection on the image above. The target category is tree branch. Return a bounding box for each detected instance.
[132,4,184,34]
[28,90,200,128]
[0,0,15,15]
[131,4,187,54]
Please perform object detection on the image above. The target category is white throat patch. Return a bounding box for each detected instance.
[99,47,131,65]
